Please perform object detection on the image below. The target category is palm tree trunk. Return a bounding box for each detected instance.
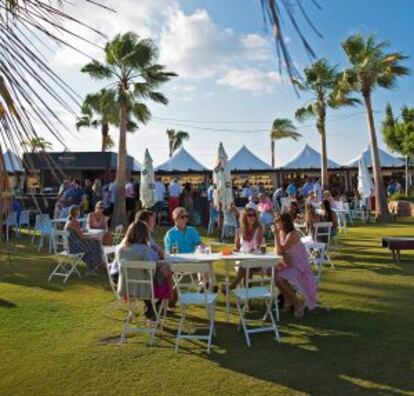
[0,145,12,240]
[112,105,128,226]
[363,93,392,221]
[405,155,409,196]
[101,122,109,152]
[169,139,173,158]
[317,111,328,190]
[271,138,275,168]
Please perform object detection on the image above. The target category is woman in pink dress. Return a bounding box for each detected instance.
[273,213,317,318]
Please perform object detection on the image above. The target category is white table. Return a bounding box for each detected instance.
[52,217,86,229]
[168,251,283,321]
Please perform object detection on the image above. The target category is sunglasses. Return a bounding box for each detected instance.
[178,214,189,219]
[247,213,257,218]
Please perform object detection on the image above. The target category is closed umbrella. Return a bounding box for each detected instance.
[140,149,157,209]
[213,143,233,211]
[358,158,374,199]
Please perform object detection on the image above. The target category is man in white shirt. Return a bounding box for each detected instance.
[168,178,181,223]
[154,177,166,225]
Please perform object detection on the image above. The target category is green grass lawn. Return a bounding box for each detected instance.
[1,220,414,396]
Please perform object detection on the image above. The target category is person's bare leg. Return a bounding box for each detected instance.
[275,276,300,310]
[229,266,246,290]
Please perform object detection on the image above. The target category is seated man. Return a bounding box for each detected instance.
[164,207,202,253]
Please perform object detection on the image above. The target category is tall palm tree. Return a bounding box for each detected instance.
[270,119,301,168]
[81,32,176,225]
[167,129,190,157]
[341,34,410,221]
[294,58,359,189]
[25,137,53,152]
[76,89,118,152]
[76,89,139,152]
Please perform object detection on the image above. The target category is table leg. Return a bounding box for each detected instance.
[391,249,396,261]
[397,249,401,263]
[225,260,230,322]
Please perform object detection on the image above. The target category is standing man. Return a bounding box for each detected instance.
[154,177,166,225]
[125,178,136,219]
[168,178,181,223]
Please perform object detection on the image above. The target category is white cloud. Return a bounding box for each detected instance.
[159,8,238,79]
[241,34,272,61]
[217,68,282,94]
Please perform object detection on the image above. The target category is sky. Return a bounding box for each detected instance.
[41,0,414,168]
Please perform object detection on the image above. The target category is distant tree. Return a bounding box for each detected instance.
[382,103,414,195]
[167,129,190,157]
[270,119,301,168]
[25,137,53,152]
[340,34,410,221]
[294,58,358,189]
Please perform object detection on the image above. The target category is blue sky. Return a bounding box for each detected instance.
[47,0,414,168]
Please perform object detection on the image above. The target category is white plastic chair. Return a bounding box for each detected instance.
[37,219,55,253]
[233,260,280,348]
[3,212,18,241]
[18,210,31,231]
[48,230,84,284]
[119,260,168,344]
[313,222,334,268]
[170,262,217,354]
[221,211,238,241]
[31,214,50,244]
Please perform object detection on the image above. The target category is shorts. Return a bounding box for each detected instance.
[152,201,164,213]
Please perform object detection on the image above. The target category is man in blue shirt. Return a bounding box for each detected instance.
[286,182,297,197]
[164,207,203,253]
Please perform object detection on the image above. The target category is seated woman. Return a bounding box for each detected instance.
[87,201,112,245]
[304,202,321,236]
[64,205,104,276]
[135,209,177,307]
[323,190,337,209]
[224,208,264,292]
[116,221,174,320]
[319,199,338,241]
[273,213,317,318]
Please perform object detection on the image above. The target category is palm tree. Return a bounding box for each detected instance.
[76,89,118,152]
[81,32,176,225]
[341,34,410,221]
[167,129,190,157]
[76,89,139,152]
[270,119,301,168]
[25,137,53,152]
[294,58,359,189]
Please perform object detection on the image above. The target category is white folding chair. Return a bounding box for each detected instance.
[313,222,334,268]
[233,260,280,348]
[48,230,84,284]
[170,262,217,354]
[119,260,168,344]
[304,240,327,282]
[31,213,51,244]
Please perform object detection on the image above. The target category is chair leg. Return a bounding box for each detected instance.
[265,299,280,342]
[207,304,216,354]
[175,305,186,352]
[236,299,251,347]
[121,309,133,342]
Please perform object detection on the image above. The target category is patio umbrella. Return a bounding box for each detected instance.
[213,143,233,211]
[140,149,157,209]
[358,158,374,199]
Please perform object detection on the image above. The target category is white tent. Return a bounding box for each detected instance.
[3,150,24,173]
[132,158,142,172]
[140,149,157,209]
[213,143,233,211]
[155,147,208,172]
[229,145,272,171]
[358,158,374,199]
[347,146,404,168]
[283,144,340,169]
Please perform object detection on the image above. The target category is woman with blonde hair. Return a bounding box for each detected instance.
[223,208,264,292]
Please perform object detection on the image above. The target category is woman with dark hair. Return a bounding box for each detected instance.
[224,208,264,292]
[289,201,300,222]
[304,203,320,235]
[272,213,317,318]
[320,199,338,239]
[64,205,104,276]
